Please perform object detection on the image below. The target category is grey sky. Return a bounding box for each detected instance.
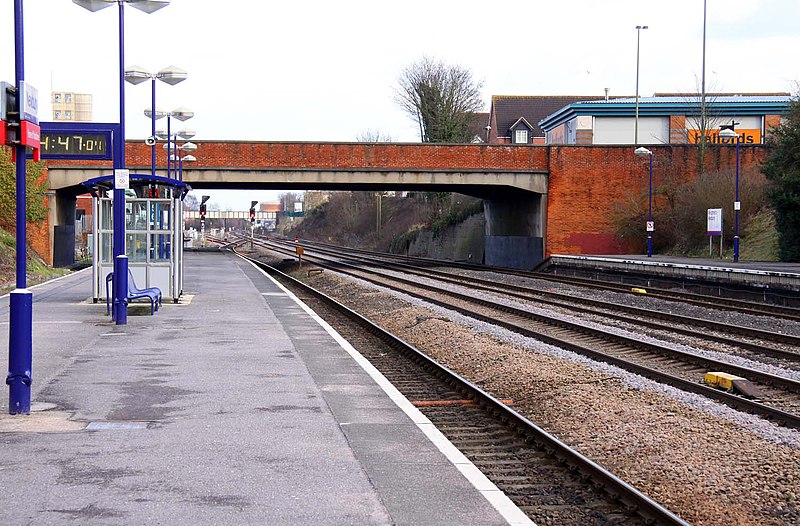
[1,0,797,209]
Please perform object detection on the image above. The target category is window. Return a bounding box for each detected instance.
[65,111,72,119]
[514,129,529,144]
[54,93,61,103]
[65,94,72,103]
[54,110,62,119]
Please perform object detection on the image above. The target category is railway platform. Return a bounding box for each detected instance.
[545,254,800,293]
[0,251,528,525]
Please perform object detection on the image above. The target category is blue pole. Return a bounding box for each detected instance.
[112,1,127,325]
[7,0,33,415]
[733,140,740,262]
[166,114,172,179]
[647,153,653,258]
[150,77,156,177]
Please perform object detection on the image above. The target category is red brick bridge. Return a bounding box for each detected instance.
[42,141,760,269]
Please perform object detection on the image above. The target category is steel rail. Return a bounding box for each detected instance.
[283,237,800,322]
[266,237,800,360]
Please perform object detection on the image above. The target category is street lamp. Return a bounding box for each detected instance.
[72,0,171,325]
[635,146,654,257]
[158,107,193,178]
[719,123,741,262]
[634,25,648,145]
[170,147,196,181]
[124,64,187,177]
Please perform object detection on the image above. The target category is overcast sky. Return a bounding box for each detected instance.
[1,0,798,209]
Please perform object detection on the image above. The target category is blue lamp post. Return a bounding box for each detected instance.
[124,65,187,177]
[73,0,171,325]
[7,0,34,415]
[719,123,741,262]
[635,146,654,257]
[634,24,648,145]
[157,108,193,178]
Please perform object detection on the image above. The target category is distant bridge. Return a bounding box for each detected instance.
[183,210,276,220]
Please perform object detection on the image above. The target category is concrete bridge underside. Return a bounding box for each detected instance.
[47,145,550,270]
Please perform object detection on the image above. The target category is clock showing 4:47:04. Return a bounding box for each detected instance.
[40,131,112,160]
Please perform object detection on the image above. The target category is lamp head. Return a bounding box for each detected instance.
[718,128,738,139]
[180,142,198,152]
[157,65,187,86]
[144,108,168,120]
[127,0,171,14]
[124,65,152,85]
[171,107,194,122]
[73,0,114,12]
[74,0,171,13]
[634,146,653,157]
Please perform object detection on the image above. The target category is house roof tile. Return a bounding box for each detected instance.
[490,95,608,138]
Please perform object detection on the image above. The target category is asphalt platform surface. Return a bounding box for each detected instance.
[0,251,529,525]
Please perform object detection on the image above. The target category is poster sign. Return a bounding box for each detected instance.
[114,169,130,190]
[646,221,655,232]
[707,208,722,236]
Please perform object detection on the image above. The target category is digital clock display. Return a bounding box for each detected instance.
[40,132,112,160]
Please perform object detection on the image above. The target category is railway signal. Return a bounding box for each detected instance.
[250,201,258,248]
[200,195,210,247]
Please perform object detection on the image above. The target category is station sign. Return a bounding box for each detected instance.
[19,81,38,124]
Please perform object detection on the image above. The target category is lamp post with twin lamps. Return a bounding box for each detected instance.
[124,65,187,177]
[163,137,196,180]
[635,146,654,257]
[72,0,171,325]
[155,108,193,178]
[718,122,741,262]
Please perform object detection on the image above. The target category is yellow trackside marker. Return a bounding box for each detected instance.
[631,288,648,294]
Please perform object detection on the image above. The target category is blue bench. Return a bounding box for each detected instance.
[105,270,163,316]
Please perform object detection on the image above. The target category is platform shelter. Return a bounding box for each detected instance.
[82,174,190,304]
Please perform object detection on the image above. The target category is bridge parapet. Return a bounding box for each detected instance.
[45,141,550,194]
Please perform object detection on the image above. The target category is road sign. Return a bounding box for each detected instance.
[646,221,654,232]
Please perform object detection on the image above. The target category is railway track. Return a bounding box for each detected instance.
[286,237,800,323]
[242,236,800,429]
[240,252,690,526]
[265,236,800,362]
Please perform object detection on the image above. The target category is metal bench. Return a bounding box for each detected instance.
[105,270,162,316]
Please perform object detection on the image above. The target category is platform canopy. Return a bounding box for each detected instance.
[81,173,191,199]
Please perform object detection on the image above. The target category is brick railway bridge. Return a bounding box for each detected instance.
[42,141,759,269]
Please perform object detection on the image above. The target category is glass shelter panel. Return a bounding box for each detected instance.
[126,233,148,263]
[151,201,172,230]
[127,201,148,230]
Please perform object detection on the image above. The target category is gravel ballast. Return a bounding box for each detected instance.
[287,264,800,526]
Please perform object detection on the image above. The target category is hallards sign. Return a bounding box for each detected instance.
[688,129,761,145]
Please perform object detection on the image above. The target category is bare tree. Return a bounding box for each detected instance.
[395,57,484,143]
[357,129,395,142]
[182,193,199,211]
